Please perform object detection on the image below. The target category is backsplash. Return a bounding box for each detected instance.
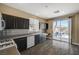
[0,29,29,37]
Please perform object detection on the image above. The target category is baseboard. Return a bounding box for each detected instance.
[72,42,79,45]
[53,39,70,43]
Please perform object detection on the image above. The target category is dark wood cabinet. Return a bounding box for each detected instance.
[35,34,46,45]
[2,14,29,29]
[15,17,24,29]
[2,14,15,29]
[35,34,41,45]
[14,37,27,52]
[24,19,29,29]
[40,34,46,42]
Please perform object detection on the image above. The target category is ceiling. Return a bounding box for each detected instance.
[4,3,79,19]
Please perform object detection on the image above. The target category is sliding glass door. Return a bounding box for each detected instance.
[53,20,61,40]
[53,18,71,43]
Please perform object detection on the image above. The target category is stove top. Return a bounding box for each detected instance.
[0,39,15,50]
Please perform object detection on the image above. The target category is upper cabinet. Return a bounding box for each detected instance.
[2,14,15,29]
[2,14,39,30]
[2,14,29,29]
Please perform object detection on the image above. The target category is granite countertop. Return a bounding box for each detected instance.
[0,32,41,39]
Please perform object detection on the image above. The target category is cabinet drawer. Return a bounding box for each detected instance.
[27,42,35,48]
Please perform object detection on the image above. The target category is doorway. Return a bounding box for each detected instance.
[53,18,71,43]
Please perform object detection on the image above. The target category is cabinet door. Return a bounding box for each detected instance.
[10,16,15,29]
[41,34,47,43]
[2,14,10,29]
[35,34,40,45]
[2,14,15,29]
[15,17,24,29]
[24,19,29,29]
[14,37,27,52]
[2,14,29,29]
[15,17,29,29]
[27,36,35,48]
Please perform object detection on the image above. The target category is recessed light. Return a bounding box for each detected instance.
[45,5,48,8]
[54,10,60,13]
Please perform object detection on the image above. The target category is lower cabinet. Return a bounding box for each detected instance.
[13,34,46,52]
[13,37,27,52]
[35,34,46,45]
[27,36,35,48]
[35,34,40,45]
[13,36,35,52]
[40,34,46,42]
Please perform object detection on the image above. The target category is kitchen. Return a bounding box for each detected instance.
[1,1,79,59]
[0,3,48,55]
[1,3,79,55]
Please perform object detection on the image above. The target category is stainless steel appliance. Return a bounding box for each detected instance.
[0,13,5,31]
